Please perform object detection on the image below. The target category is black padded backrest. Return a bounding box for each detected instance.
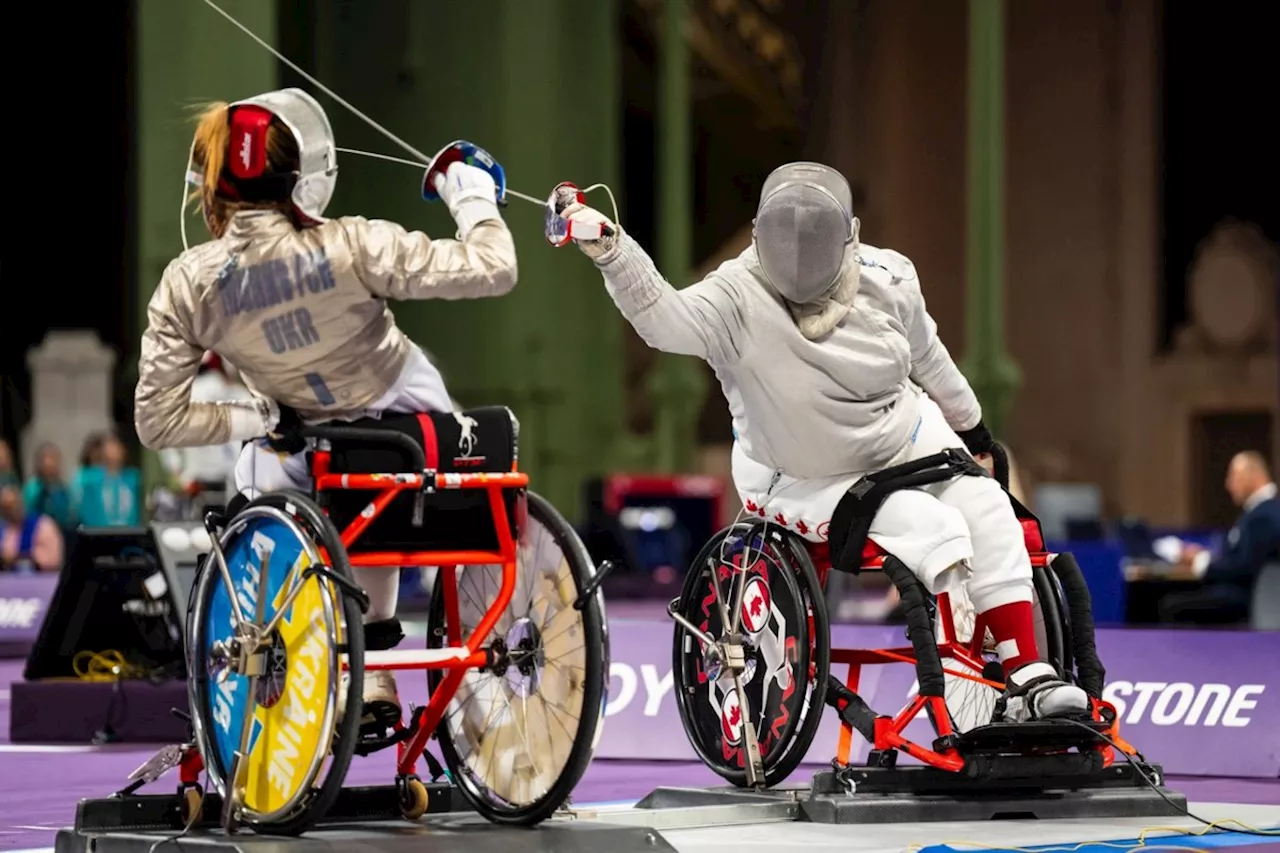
[323,406,518,476]
[315,407,521,555]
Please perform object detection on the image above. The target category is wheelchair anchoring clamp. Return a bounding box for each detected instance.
[573,559,618,611]
[302,564,371,614]
[412,470,438,527]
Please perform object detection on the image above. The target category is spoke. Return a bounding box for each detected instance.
[536,611,584,650]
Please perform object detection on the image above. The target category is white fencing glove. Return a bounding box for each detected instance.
[227,396,280,442]
[559,202,620,262]
[438,161,502,238]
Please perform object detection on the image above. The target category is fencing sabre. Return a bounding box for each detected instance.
[186,0,619,250]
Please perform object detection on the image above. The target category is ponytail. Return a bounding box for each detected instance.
[189,102,232,234]
[186,100,303,238]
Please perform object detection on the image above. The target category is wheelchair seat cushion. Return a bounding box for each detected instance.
[320,407,518,477]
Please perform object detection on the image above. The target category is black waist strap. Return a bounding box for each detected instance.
[829,448,985,575]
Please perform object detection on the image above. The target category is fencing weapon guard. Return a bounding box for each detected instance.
[544,182,618,247]
[421,140,507,205]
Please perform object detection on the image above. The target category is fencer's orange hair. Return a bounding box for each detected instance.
[188,101,302,237]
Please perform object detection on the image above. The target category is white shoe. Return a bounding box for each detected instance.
[337,670,402,731]
[1002,661,1089,723]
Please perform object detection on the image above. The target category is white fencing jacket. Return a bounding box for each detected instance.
[596,234,981,481]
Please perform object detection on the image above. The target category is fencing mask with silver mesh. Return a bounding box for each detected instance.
[752,162,856,306]
[230,88,338,223]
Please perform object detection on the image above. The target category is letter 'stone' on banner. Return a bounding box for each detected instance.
[598,620,1280,778]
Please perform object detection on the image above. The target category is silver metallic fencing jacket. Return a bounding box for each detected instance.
[596,234,980,480]
[135,210,517,449]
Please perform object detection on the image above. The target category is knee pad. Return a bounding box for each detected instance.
[365,618,405,651]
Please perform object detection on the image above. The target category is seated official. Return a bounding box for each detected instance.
[0,484,64,573]
[1156,451,1280,625]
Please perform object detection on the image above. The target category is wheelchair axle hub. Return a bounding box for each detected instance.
[702,636,757,683]
[499,618,545,697]
[208,625,274,683]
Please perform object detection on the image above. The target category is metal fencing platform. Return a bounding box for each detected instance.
[57,762,1187,853]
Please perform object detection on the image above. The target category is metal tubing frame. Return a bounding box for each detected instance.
[310,449,528,777]
[814,542,1125,774]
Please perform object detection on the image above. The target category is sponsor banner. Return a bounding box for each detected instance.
[599,618,1280,778]
[0,573,58,654]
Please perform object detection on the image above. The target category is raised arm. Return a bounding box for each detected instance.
[134,260,276,450]
[563,203,747,365]
[344,161,517,302]
[342,217,516,302]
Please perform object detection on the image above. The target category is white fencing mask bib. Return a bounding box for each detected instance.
[753,162,856,306]
[230,88,338,223]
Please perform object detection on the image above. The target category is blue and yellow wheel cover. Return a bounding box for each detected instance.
[202,510,341,819]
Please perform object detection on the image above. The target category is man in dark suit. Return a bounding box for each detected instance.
[1158,451,1280,624]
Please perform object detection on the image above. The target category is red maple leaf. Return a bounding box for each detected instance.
[756,506,767,517]
[795,520,809,534]
[745,500,759,513]
[750,594,765,618]
[727,704,741,726]
[774,512,787,525]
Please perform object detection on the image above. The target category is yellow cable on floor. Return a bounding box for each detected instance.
[73,650,149,682]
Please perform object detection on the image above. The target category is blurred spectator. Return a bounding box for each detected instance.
[79,433,106,469]
[74,433,141,527]
[0,484,63,572]
[0,438,18,488]
[1154,451,1280,624]
[22,442,75,533]
[159,353,252,515]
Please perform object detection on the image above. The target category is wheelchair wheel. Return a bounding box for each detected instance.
[672,523,830,788]
[931,562,1067,733]
[427,491,607,826]
[187,490,364,836]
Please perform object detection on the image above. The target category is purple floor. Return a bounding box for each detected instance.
[2,658,1278,852]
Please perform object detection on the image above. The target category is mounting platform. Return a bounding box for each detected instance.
[55,762,1186,852]
[56,783,674,853]
[628,761,1186,826]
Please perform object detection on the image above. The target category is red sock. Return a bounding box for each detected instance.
[981,601,1041,675]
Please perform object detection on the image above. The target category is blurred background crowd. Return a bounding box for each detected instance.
[2,0,1277,632]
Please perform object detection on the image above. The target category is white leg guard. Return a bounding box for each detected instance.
[934,473,1034,613]
[867,490,974,595]
[354,567,400,623]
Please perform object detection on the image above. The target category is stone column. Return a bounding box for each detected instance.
[960,0,1020,435]
[20,332,118,478]
[649,0,708,473]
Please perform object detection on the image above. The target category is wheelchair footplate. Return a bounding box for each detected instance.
[940,718,1110,758]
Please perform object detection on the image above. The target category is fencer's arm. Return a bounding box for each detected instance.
[896,256,982,432]
[595,233,747,365]
[344,216,518,302]
[134,262,276,450]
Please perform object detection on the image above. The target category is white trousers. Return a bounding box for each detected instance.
[731,396,1033,613]
[233,347,452,622]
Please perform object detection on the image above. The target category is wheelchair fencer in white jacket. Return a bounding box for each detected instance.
[562,162,1088,723]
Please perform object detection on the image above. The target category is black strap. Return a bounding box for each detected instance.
[829,448,984,575]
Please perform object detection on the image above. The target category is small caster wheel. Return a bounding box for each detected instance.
[398,776,429,820]
[179,786,204,827]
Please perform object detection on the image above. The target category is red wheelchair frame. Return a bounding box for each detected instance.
[310,441,528,778]
[804,516,1135,774]
[178,419,531,789]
